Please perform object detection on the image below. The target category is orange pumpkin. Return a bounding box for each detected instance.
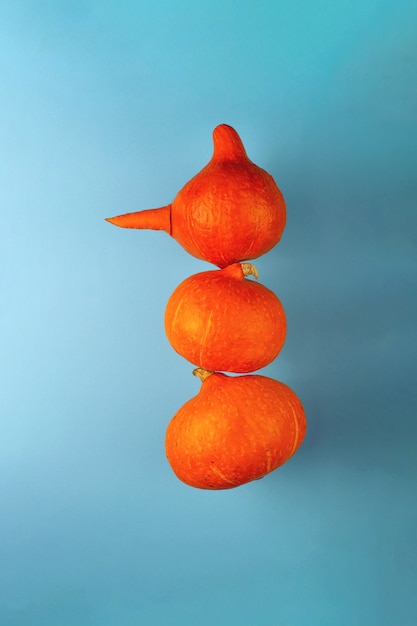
[106,124,286,267]
[165,369,307,490]
[164,263,286,373]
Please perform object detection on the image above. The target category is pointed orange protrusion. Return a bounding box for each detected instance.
[105,205,171,234]
[211,124,248,162]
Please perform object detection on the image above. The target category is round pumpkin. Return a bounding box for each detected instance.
[164,263,286,373]
[165,369,307,490]
[106,124,286,267]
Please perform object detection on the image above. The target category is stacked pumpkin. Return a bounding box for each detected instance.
[107,124,306,489]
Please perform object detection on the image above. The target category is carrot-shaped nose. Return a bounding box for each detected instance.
[105,205,171,234]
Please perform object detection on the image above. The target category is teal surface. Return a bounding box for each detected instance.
[1,1,416,624]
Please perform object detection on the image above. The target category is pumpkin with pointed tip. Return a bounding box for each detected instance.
[165,369,307,490]
[164,262,286,373]
[106,124,286,267]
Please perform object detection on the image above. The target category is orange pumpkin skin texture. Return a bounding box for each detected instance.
[106,124,286,268]
[165,370,307,490]
[164,263,286,373]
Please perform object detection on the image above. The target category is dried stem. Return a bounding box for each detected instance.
[241,263,259,280]
[193,368,214,383]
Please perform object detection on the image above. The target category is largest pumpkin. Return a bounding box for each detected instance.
[165,369,307,490]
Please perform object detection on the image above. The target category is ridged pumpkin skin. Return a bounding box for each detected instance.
[164,263,286,373]
[106,124,286,268]
[165,371,307,490]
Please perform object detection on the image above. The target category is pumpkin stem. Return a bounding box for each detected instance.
[193,368,214,383]
[241,263,259,280]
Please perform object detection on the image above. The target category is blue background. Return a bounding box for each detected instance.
[1,1,416,624]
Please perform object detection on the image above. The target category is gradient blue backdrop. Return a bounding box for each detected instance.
[1,2,416,625]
